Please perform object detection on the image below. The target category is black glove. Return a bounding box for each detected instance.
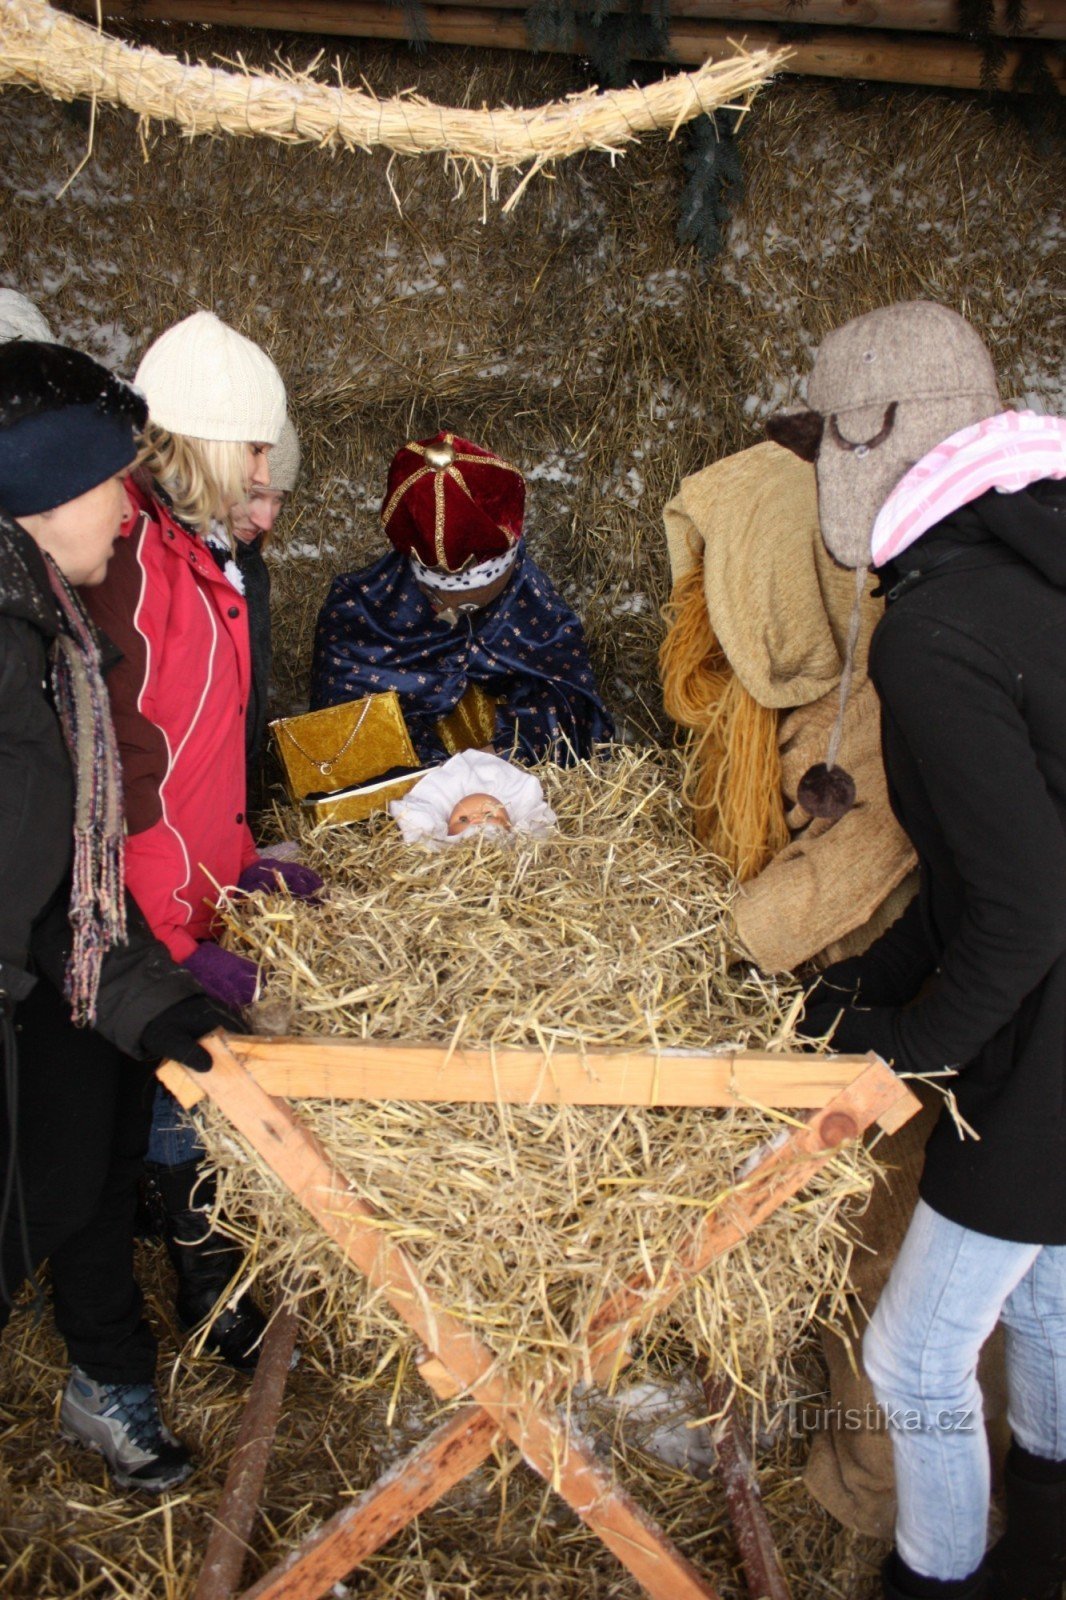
[796,997,901,1067]
[808,956,867,1004]
[140,995,243,1074]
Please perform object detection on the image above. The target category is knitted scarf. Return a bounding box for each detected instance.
[43,556,126,1026]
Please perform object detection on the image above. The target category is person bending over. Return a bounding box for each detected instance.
[771,301,1066,1600]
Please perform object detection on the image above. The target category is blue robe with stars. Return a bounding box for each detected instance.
[310,548,614,765]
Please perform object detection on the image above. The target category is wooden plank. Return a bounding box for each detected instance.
[181,1039,723,1600]
[74,0,1066,40]
[584,1062,919,1380]
[77,1,1066,88]
[157,1036,889,1112]
[195,1307,300,1600]
[235,0,1066,32]
[239,1406,501,1600]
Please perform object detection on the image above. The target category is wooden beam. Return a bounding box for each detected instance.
[272,0,1066,32]
[157,1036,897,1113]
[195,1307,300,1600]
[239,1405,501,1600]
[583,1061,919,1381]
[183,1038,723,1600]
[72,0,1066,88]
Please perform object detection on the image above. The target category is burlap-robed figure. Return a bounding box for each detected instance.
[660,441,921,1536]
[660,439,916,973]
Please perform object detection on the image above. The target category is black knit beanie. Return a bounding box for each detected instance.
[0,340,147,517]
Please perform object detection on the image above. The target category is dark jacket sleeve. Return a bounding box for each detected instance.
[29,893,201,1059]
[0,625,71,1005]
[873,614,1066,1074]
[824,894,937,1007]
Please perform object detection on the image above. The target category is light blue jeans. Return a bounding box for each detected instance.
[863,1199,1066,1580]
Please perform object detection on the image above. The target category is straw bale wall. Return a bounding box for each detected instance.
[0,23,1061,746]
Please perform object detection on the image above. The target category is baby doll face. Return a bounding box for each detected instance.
[447,793,512,836]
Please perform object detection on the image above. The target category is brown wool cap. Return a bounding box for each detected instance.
[777,301,1002,569]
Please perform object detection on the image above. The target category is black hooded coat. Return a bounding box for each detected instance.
[841,478,1066,1243]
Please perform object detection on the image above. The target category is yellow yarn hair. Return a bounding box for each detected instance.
[660,570,789,881]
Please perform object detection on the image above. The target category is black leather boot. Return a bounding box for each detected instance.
[144,1160,267,1375]
[882,1550,988,1600]
[987,1443,1066,1600]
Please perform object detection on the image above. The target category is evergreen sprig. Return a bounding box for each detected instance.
[676,109,744,261]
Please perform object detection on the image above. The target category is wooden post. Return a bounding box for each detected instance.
[701,1373,793,1600]
[194,1306,301,1600]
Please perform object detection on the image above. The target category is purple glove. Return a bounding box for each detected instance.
[184,941,261,1009]
[237,856,325,900]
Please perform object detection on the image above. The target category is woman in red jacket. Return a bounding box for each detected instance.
[83,311,319,1370]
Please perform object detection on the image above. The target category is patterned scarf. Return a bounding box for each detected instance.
[43,556,126,1026]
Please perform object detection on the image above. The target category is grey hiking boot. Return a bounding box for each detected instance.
[60,1367,193,1493]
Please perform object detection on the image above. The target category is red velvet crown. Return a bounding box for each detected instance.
[381,432,525,573]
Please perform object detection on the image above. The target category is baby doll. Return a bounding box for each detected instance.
[391,750,555,849]
[448,794,513,836]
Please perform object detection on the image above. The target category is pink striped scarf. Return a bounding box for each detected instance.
[871,410,1066,569]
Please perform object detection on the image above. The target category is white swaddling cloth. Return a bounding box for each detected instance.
[389,750,557,849]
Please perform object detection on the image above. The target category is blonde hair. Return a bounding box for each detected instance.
[137,424,249,542]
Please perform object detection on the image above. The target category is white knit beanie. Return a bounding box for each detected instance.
[0,289,55,344]
[269,415,301,492]
[134,311,286,445]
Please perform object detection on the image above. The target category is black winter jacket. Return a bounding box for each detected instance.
[861,477,1066,1243]
[234,533,272,777]
[0,512,198,1055]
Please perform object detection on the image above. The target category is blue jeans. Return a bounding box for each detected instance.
[145,1085,203,1168]
[864,1199,1066,1580]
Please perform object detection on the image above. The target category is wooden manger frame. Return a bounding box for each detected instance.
[158,1036,919,1600]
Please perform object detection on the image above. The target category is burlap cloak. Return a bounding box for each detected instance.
[662,441,916,972]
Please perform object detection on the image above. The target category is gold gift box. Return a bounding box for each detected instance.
[270,691,423,825]
[270,686,501,827]
[304,770,424,826]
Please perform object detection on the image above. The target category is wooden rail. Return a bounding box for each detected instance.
[71,0,1066,89]
[160,1035,894,1112]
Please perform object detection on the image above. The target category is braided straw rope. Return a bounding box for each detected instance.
[0,0,786,198]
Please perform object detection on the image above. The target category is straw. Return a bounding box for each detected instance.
[193,747,875,1412]
[0,0,787,186]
